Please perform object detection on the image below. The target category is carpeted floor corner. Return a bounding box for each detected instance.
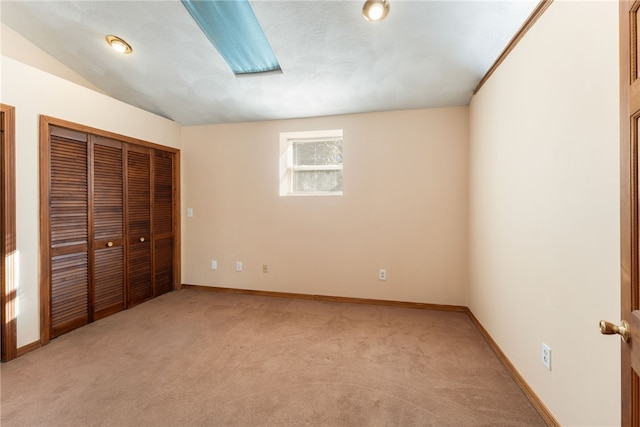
[1,289,545,426]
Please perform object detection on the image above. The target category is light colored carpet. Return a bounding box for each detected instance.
[1,289,545,426]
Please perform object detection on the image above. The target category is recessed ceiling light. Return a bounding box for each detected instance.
[105,35,132,54]
[363,0,390,22]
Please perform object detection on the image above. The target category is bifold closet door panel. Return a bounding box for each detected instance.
[49,126,89,338]
[92,136,125,320]
[45,123,179,340]
[153,150,174,296]
[126,146,153,307]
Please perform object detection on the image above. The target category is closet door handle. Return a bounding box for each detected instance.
[107,241,114,247]
[139,237,145,243]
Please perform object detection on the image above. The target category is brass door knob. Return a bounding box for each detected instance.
[107,241,114,247]
[139,237,145,242]
[599,320,630,342]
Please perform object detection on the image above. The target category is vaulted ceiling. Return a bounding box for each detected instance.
[1,1,538,126]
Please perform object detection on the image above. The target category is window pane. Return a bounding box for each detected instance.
[293,139,343,166]
[293,170,342,193]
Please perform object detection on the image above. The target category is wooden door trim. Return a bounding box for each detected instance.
[39,115,180,346]
[620,1,640,425]
[39,117,52,345]
[40,116,179,154]
[1,103,17,362]
[173,150,181,291]
[474,0,553,95]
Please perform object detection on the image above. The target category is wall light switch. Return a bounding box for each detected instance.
[187,208,193,217]
[542,343,551,370]
[236,261,243,272]
[210,260,217,270]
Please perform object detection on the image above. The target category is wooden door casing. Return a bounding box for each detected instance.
[621,1,640,425]
[1,104,17,362]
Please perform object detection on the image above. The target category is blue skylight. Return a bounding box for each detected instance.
[181,0,281,76]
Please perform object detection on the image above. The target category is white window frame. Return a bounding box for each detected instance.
[279,129,343,196]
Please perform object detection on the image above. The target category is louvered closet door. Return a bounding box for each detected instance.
[92,136,125,320]
[49,126,89,338]
[126,145,153,307]
[153,150,174,296]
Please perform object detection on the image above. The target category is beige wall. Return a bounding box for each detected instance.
[1,41,181,346]
[469,1,620,425]
[182,107,469,305]
[1,23,105,94]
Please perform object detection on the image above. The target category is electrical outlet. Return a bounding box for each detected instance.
[379,269,387,281]
[542,343,551,370]
[187,208,193,217]
[262,265,268,273]
[236,261,243,272]
[210,260,217,270]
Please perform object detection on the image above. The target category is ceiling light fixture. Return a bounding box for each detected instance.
[363,0,390,22]
[105,35,132,54]
[181,0,281,76]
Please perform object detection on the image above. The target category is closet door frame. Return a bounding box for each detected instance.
[1,104,17,361]
[39,116,180,345]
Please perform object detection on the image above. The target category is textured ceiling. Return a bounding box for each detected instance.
[1,0,538,126]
